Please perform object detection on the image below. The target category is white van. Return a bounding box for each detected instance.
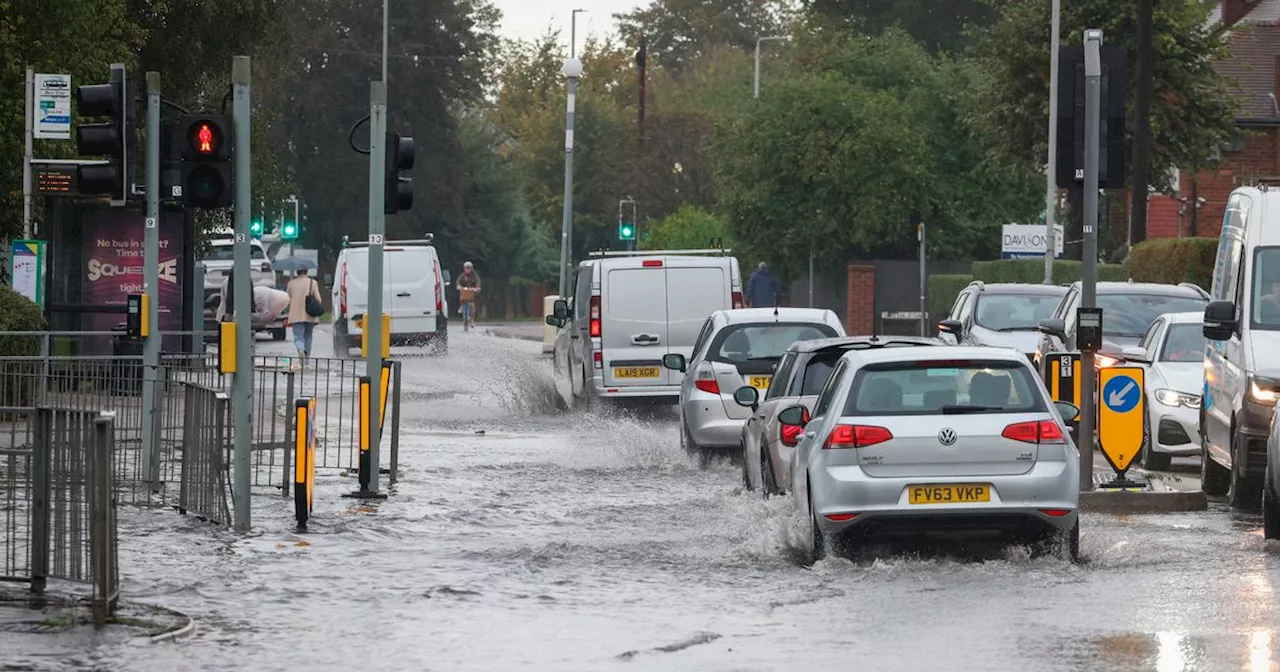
[547,250,743,407]
[1201,184,1280,510]
[332,237,449,355]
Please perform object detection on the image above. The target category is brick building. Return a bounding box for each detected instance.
[1148,0,1280,239]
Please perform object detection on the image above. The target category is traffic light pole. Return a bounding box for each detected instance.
[1079,31,1102,491]
[364,81,387,496]
[231,56,254,531]
[140,72,162,488]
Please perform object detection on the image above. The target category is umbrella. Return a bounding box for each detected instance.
[272,256,317,273]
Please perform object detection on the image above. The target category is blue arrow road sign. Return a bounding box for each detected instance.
[1102,374,1140,413]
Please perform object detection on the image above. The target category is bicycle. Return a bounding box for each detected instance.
[461,301,473,332]
[458,286,478,332]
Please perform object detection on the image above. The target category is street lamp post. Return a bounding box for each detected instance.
[754,36,789,99]
[1043,0,1061,284]
[571,9,586,59]
[558,58,583,300]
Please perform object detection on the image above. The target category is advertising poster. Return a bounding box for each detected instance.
[81,211,184,350]
[10,240,45,307]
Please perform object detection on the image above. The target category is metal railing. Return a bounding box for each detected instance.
[178,384,232,525]
[0,408,119,621]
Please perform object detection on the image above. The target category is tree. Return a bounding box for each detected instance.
[716,27,1039,277]
[804,0,999,54]
[614,0,796,73]
[973,0,1237,205]
[640,205,734,251]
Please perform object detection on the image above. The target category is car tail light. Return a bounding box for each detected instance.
[780,423,804,447]
[589,296,601,338]
[642,260,663,268]
[694,367,720,394]
[1002,420,1066,444]
[339,264,348,315]
[1039,508,1072,517]
[732,291,743,309]
[825,513,857,522]
[593,351,602,370]
[434,261,443,313]
[824,424,892,449]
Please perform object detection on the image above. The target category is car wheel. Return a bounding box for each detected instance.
[1031,521,1080,562]
[804,490,826,566]
[1200,434,1231,498]
[332,321,350,356]
[270,327,286,342]
[761,447,780,498]
[1229,428,1263,511]
[740,441,753,491]
[1140,411,1171,471]
[431,319,449,356]
[1264,463,1280,541]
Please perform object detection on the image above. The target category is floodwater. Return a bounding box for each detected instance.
[9,330,1280,671]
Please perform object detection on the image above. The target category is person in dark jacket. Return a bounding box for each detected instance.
[746,261,781,308]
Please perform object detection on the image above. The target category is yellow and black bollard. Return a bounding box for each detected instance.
[344,375,387,500]
[294,397,317,530]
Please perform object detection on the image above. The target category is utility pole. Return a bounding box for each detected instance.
[1130,0,1154,248]
[918,222,927,336]
[557,59,583,299]
[754,36,789,99]
[366,82,387,496]
[140,72,162,489]
[571,9,586,59]
[1079,30,1103,491]
[22,67,33,238]
[1043,0,1061,284]
[382,0,389,85]
[231,56,254,531]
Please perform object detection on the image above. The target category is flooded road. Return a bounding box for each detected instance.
[14,330,1280,670]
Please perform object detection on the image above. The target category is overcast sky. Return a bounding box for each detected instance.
[492,0,641,46]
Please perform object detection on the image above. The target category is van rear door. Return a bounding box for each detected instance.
[343,249,394,336]
[384,246,436,335]
[665,259,730,386]
[601,259,668,387]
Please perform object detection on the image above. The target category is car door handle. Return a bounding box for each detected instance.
[571,334,580,340]
[805,431,816,439]
[396,292,411,297]
[632,334,661,345]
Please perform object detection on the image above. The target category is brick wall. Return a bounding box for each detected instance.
[846,264,875,335]
[1148,127,1279,239]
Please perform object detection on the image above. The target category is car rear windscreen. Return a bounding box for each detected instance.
[845,360,1045,416]
[712,323,838,363]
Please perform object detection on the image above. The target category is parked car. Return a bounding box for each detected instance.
[546,250,743,408]
[1034,280,1209,372]
[938,281,1067,362]
[331,237,449,355]
[1202,185,1280,510]
[732,335,940,496]
[1120,312,1206,470]
[783,345,1081,564]
[661,308,845,456]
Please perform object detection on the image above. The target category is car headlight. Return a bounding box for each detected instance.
[1249,379,1280,405]
[1154,388,1200,409]
[1094,354,1121,368]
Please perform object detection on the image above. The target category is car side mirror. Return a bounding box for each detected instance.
[938,319,963,336]
[1037,318,1067,339]
[778,404,810,427]
[662,353,687,372]
[733,386,759,409]
[1203,300,1237,341]
[545,315,565,328]
[1053,401,1080,423]
[1121,346,1149,363]
[552,299,570,321]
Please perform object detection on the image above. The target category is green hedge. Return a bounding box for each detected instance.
[0,287,47,408]
[1129,237,1217,291]
[970,259,1128,284]
[929,274,974,318]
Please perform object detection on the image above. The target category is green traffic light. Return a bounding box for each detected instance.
[250,217,264,237]
[282,221,298,240]
[619,223,636,240]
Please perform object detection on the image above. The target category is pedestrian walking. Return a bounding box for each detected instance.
[746,261,782,308]
[287,269,324,358]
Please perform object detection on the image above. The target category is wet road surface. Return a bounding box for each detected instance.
[12,329,1280,671]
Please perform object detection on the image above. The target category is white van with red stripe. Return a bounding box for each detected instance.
[331,236,449,355]
[548,249,743,407]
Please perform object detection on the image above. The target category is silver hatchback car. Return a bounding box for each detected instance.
[663,308,845,455]
[784,346,1081,564]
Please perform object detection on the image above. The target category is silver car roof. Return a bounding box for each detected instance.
[842,345,1028,367]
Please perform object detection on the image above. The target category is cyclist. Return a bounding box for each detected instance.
[456,261,481,331]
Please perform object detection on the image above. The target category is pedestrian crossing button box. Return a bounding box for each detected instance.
[1077,307,1102,353]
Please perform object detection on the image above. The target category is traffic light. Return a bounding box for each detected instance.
[75,63,131,205]
[1055,45,1127,189]
[619,221,636,241]
[281,218,299,240]
[384,131,415,214]
[177,115,234,208]
[250,215,265,238]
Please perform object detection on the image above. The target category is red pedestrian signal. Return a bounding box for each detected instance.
[176,115,234,209]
